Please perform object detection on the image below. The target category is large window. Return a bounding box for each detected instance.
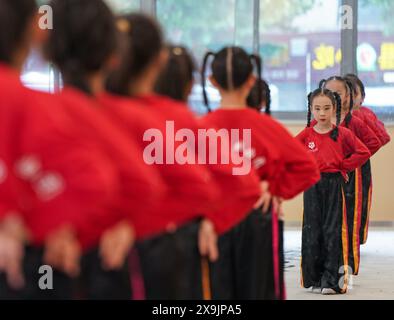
[21,1,393,122]
[105,0,140,14]
[358,0,394,122]
[158,0,393,122]
[158,0,344,117]
[22,49,56,93]
[260,0,341,113]
[157,0,255,115]
[22,1,54,92]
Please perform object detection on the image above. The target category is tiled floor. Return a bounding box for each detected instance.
[284,227,394,300]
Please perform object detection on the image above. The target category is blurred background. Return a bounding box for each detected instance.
[29,0,394,120]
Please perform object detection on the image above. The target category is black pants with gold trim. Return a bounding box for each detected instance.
[301,173,349,293]
[136,220,202,300]
[344,168,363,275]
[359,160,372,245]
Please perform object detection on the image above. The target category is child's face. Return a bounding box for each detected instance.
[325,80,349,112]
[312,95,335,126]
[353,85,363,110]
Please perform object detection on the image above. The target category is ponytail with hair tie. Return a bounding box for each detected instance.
[265,83,272,115]
[249,54,268,115]
[344,79,354,127]
[307,92,312,128]
[201,51,215,112]
[330,92,342,141]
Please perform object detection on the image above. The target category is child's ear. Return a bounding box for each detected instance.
[244,75,256,93]
[157,48,169,70]
[149,47,169,73]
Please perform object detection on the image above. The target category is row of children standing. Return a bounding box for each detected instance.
[297,74,390,294]
[0,0,381,300]
[0,0,320,300]
[140,11,392,298]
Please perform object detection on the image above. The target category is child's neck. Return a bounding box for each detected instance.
[129,68,158,97]
[89,72,105,96]
[314,121,332,134]
[129,77,154,97]
[220,93,247,110]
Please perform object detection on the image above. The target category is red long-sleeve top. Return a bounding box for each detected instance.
[311,115,381,156]
[353,107,391,147]
[0,64,124,250]
[296,125,371,179]
[98,93,222,239]
[202,108,320,200]
[54,87,168,247]
[340,115,381,156]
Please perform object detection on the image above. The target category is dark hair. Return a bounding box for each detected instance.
[320,76,354,128]
[154,45,196,102]
[307,88,342,141]
[345,73,366,99]
[44,0,117,95]
[0,0,37,63]
[201,46,263,113]
[247,78,271,115]
[344,75,358,98]
[106,13,164,96]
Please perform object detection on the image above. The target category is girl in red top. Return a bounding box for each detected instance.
[155,45,266,299]
[297,88,370,295]
[246,78,286,299]
[154,45,262,236]
[201,46,320,299]
[345,74,391,245]
[102,14,226,300]
[345,74,390,147]
[320,76,381,276]
[43,0,169,299]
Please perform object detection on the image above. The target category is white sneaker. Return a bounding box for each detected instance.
[307,286,322,294]
[321,288,337,295]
